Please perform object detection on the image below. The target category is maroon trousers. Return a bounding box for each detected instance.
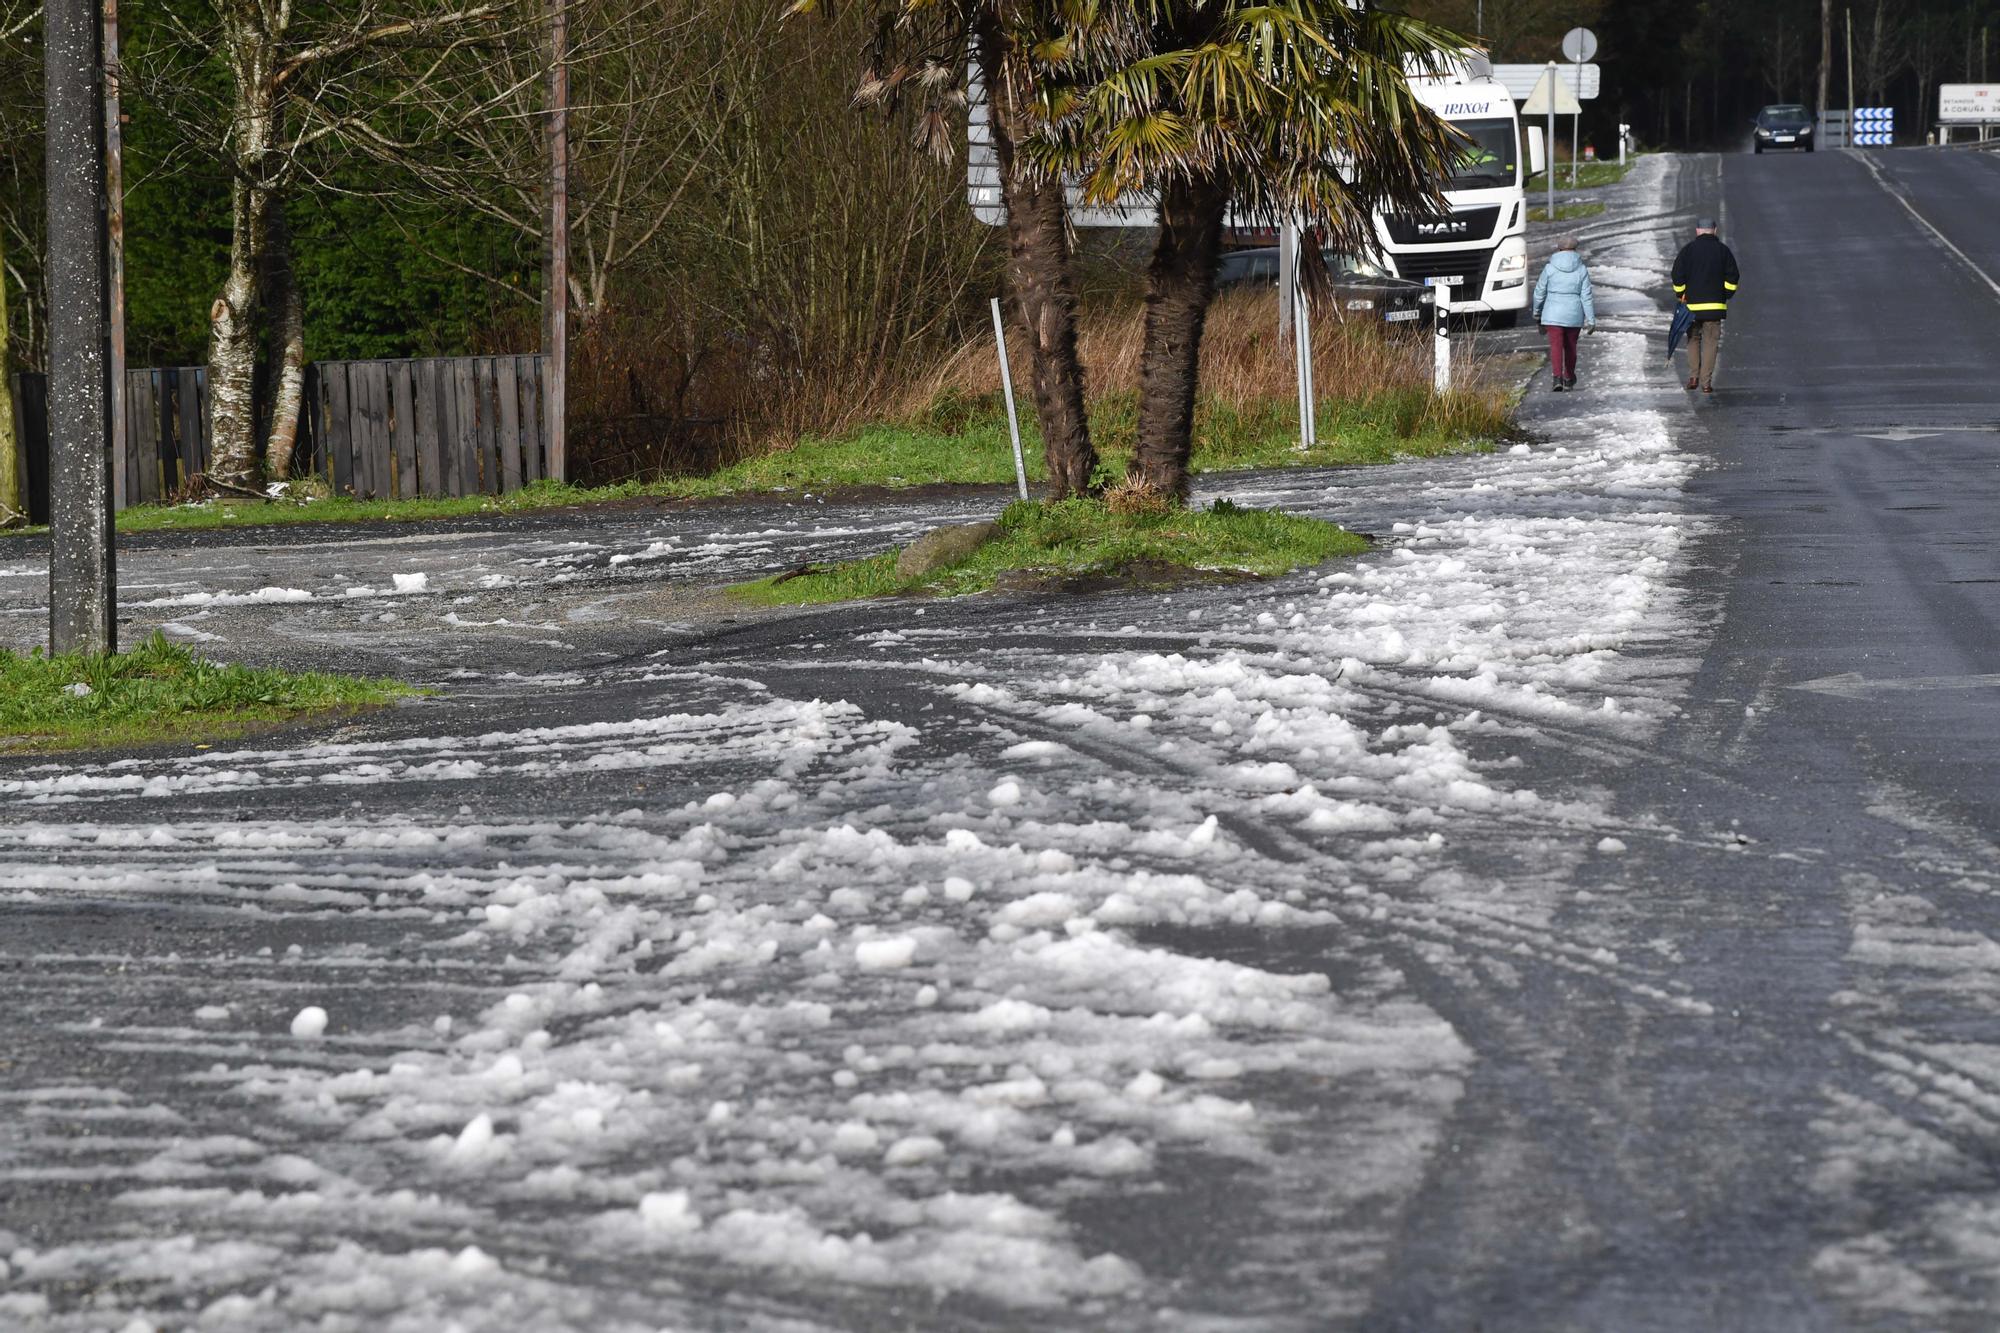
[1546,324,1581,380]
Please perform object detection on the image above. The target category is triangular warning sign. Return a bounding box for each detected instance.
[1522,67,1582,116]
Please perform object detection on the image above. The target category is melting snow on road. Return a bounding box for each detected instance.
[0,167,1718,1329]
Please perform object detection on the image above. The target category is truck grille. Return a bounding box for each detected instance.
[1382,206,1502,246]
[1388,248,1494,294]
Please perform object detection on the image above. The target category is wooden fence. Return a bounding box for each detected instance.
[309,355,552,500]
[6,371,53,525]
[8,355,553,522]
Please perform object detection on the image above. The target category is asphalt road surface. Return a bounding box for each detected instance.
[4,150,2000,1332]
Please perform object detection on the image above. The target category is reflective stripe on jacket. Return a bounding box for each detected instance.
[1671,234,1741,321]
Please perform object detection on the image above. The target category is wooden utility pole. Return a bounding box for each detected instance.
[0,225,20,525]
[43,0,118,652]
[546,0,568,484]
[1818,0,1831,123]
[104,0,126,510]
[1847,7,1856,115]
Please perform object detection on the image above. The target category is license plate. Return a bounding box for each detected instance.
[1775,135,1794,143]
[1385,310,1420,322]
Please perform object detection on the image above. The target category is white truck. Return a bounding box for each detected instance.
[1373,53,1546,328]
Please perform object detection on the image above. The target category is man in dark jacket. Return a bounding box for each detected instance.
[1671,218,1740,394]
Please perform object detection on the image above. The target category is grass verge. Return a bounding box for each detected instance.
[1553,157,1639,190]
[733,497,1368,607]
[0,632,421,753]
[1529,201,1608,224]
[2,296,1514,540]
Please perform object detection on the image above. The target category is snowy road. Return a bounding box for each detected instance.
[5,152,2000,1331]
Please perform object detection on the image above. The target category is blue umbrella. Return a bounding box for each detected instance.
[1666,304,1694,360]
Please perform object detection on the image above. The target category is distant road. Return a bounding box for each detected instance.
[1706,146,2000,832]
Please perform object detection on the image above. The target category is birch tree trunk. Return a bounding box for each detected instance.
[205,0,281,490]
[262,202,304,481]
[0,223,20,524]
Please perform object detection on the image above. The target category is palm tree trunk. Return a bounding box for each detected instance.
[261,203,305,482]
[977,26,1096,501]
[1132,175,1227,502]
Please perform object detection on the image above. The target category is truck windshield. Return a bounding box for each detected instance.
[1444,118,1518,188]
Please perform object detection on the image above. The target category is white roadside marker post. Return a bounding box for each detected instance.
[990,298,1029,502]
[1293,277,1317,450]
[1432,281,1452,395]
[1278,219,1296,342]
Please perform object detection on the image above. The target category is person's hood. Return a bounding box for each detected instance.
[1548,250,1584,273]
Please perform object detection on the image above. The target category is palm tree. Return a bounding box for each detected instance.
[1037,0,1468,500]
[798,0,1101,498]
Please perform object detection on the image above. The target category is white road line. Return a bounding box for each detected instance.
[1850,149,2000,305]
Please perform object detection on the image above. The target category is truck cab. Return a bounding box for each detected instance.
[1373,55,1541,327]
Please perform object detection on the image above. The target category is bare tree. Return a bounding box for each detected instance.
[131,0,521,489]
[1,221,19,525]
[0,0,37,523]
[372,0,718,328]
[1819,0,1832,119]
[1402,0,1601,61]
[1907,5,1957,130]
[1854,0,1906,106]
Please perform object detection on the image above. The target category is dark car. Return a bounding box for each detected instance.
[1754,103,1815,153]
[1215,248,1432,324]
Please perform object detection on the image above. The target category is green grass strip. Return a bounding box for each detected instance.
[1528,201,1608,224]
[0,632,421,753]
[2,385,1507,540]
[1553,157,1640,190]
[734,497,1369,607]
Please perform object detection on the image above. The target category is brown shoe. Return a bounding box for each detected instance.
[1702,386,1714,395]
[1685,376,1699,390]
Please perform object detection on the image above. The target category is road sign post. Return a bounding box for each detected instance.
[1523,64,1579,221]
[1561,28,1598,188]
[43,0,118,654]
[989,298,1029,502]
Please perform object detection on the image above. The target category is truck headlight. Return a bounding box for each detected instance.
[1496,252,1526,275]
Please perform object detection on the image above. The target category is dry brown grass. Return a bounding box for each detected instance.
[1102,472,1175,516]
[886,287,1499,423]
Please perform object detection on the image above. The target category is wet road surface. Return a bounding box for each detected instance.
[4,151,2000,1331]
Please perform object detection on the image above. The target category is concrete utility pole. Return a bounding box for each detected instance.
[104,0,126,511]
[43,0,118,654]
[546,0,569,484]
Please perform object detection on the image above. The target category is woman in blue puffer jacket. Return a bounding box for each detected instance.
[1532,235,1596,392]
